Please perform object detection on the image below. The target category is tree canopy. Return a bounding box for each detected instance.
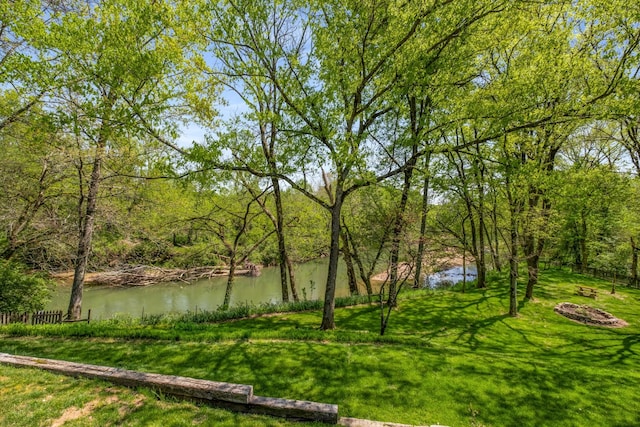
[1,0,639,327]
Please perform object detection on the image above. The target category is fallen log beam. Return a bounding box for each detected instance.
[0,352,339,423]
[0,353,252,404]
[248,395,338,424]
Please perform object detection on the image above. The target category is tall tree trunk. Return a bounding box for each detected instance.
[522,143,558,299]
[525,220,548,299]
[467,206,481,288]
[462,216,468,294]
[222,256,236,310]
[277,251,289,303]
[388,152,417,307]
[450,150,482,288]
[321,185,344,330]
[631,237,638,287]
[505,164,519,317]
[473,150,487,289]
[344,223,375,297]
[509,221,519,317]
[580,212,588,273]
[259,113,297,304]
[483,218,500,273]
[285,255,299,302]
[414,152,431,289]
[341,228,359,295]
[476,209,487,288]
[353,252,374,297]
[522,218,536,299]
[489,195,502,272]
[272,179,290,303]
[522,193,546,300]
[525,253,539,299]
[67,138,106,320]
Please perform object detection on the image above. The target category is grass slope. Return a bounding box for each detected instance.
[1,269,640,426]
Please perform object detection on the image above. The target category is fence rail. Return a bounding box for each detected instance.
[0,310,76,326]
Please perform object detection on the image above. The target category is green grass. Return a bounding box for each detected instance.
[0,364,322,427]
[2,268,640,426]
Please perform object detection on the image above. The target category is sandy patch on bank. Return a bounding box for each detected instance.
[370,252,473,283]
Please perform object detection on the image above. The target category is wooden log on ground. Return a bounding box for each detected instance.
[0,353,252,404]
[248,395,338,424]
[0,353,340,423]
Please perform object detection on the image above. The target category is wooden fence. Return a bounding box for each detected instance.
[541,260,640,289]
[0,312,29,325]
[31,310,63,325]
[0,310,89,326]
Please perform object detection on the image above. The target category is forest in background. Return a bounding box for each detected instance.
[1,0,639,328]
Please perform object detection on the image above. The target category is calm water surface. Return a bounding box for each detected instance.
[426,265,478,288]
[49,261,473,320]
[48,260,349,320]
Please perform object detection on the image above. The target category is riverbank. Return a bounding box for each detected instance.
[3,268,639,426]
[51,264,262,287]
[369,252,473,283]
[47,257,472,320]
[45,259,347,319]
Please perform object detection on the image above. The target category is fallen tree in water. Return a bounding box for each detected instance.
[53,264,261,287]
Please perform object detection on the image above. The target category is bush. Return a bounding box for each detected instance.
[163,243,222,268]
[0,261,51,312]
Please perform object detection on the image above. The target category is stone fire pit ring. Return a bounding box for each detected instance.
[554,302,626,327]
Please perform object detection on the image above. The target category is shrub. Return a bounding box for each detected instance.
[163,244,222,268]
[0,261,51,312]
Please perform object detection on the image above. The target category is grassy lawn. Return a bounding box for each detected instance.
[1,268,640,426]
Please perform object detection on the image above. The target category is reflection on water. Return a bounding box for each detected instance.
[425,265,478,288]
[48,260,348,320]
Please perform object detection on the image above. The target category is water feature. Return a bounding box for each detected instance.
[425,265,477,288]
[47,260,348,320]
[47,262,475,320]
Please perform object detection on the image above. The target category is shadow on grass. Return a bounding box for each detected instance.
[450,356,640,427]
[3,268,640,426]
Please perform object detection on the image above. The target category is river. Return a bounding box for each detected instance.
[48,261,475,320]
[47,260,349,320]
[425,265,478,288]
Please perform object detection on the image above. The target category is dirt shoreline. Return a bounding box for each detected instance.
[370,254,472,283]
[51,252,471,288]
[50,264,261,287]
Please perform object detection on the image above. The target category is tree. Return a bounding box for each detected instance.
[205,1,302,302]
[30,0,208,319]
[0,1,59,131]
[0,260,51,313]
[618,118,640,283]
[192,180,275,310]
[555,136,628,273]
[440,141,489,289]
[198,0,515,330]
[500,135,525,317]
[0,110,76,262]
